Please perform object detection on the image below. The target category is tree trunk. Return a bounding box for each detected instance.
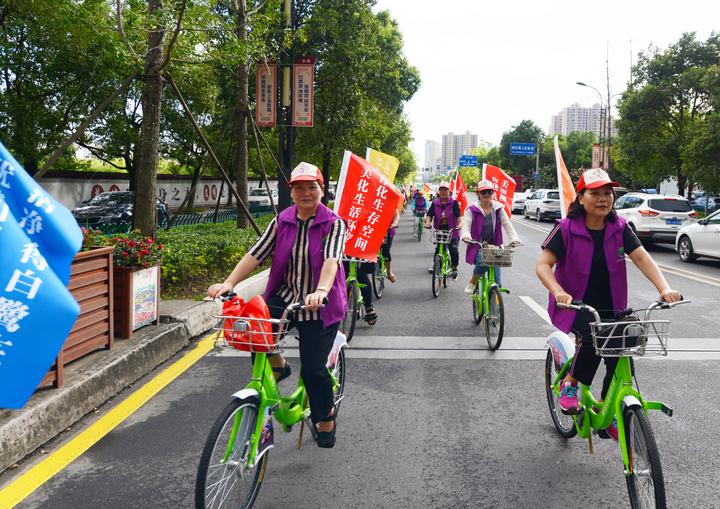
[677,170,687,198]
[234,0,249,228]
[133,0,166,237]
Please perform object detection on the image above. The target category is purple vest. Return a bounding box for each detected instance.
[547,215,629,333]
[414,194,426,209]
[264,204,347,327]
[432,198,459,238]
[465,204,503,265]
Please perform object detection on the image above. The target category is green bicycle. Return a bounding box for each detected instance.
[414,209,425,241]
[545,299,689,509]
[465,241,514,350]
[340,257,366,342]
[195,295,347,509]
[430,228,458,298]
[372,243,387,300]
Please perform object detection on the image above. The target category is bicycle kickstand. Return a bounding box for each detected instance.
[297,393,308,450]
[588,431,594,454]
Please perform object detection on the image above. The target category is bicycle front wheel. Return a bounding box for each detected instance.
[431,254,442,298]
[195,397,267,509]
[624,405,666,509]
[417,220,423,241]
[341,283,358,342]
[331,347,347,413]
[372,262,384,299]
[472,285,483,325]
[484,286,504,350]
[544,350,577,438]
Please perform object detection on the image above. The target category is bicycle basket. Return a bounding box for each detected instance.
[216,316,290,353]
[430,229,453,244]
[479,246,514,267]
[589,318,670,357]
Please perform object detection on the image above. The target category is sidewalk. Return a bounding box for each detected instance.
[0,270,269,474]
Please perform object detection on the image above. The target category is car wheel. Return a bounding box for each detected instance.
[523,207,529,219]
[677,236,697,262]
[536,209,542,222]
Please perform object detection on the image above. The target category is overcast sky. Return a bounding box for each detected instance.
[373,0,719,166]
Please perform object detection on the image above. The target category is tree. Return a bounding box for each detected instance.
[498,120,544,179]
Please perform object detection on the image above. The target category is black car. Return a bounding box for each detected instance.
[72,191,170,229]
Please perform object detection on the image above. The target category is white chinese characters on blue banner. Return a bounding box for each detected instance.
[0,141,82,409]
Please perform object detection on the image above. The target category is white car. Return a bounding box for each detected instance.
[248,188,276,209]
[523,189,561,222]
[615,193,697,245]
[511,192,528,213]
[675,209,720,262]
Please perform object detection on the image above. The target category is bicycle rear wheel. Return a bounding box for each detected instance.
[431,254,442,297]
[417,220,423,241]
[484,286,504,350]
[341,283,358,342]
[624,405,666,509]
[472,285,483,325]
[544,350,577,438]
[330,347,347,413]
[195,396,267,509]
[372,261,384,299]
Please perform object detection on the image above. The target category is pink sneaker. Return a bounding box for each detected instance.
[559,381,579,414]
[601,418,619,441]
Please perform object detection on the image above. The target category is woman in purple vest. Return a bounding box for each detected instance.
[536,168,680,440]
[207,162,347,448]
[424,181,461,278]
[460,179,521,294]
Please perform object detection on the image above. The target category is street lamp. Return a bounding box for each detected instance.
[577,81,608,169]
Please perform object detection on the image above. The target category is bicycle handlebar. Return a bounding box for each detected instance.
[205,291,328,315]
[557,298,690,322]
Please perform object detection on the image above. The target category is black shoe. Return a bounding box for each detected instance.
[451,270,459,280]
[316,414,337,448]
[272,361,291,382]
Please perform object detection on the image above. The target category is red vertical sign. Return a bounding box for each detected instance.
[292,57,315,127]
[256,62,276,127]
[484,164,516,218]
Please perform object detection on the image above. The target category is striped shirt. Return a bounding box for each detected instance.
[249,215,347,321]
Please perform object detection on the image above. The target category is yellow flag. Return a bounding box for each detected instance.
[366,148,400,183]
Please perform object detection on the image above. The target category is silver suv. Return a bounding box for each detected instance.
[615,193,697,244]
[524,189,561,222]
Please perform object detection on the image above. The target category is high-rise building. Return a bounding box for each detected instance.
[424,140,441,171]
[548,103,605,137]
[441,131,478,172]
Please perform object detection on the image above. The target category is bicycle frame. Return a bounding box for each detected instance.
[345,260,365,306]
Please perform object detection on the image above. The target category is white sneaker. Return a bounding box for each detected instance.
[464,284,475,294]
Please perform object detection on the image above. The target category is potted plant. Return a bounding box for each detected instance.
[42,228,115,388]
[109,231,164,339]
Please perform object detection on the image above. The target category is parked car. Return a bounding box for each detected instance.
[523,189,561,222]
[614,186,630,198]
[615,193,697,245]
[73,191,170,229]
[691,196,719,214]
[675,209,720,262]
[511,192,528,214]
[248,188,276,209]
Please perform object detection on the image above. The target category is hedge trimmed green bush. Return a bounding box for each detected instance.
[156,215,273,299]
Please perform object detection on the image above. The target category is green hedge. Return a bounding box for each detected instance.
[156,215,273,299]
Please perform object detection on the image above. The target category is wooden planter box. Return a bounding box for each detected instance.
[113,265,161,339]
[40,246,115,388]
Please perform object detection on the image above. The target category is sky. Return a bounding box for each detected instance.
[372,0,720,167]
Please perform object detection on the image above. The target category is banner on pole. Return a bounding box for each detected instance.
[0,141,82,408]
[256,62,277,127]
[554,135,576,218]
[334,151,402,261]
[292,57,315,127]
[453,172,468,215]
[365,148,400,183]
[483,164,516,218]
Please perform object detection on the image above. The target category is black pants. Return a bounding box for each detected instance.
[569,310,635,398]
[434,237,459,268]
[265,295,339,425]
[381,235,394,262]
[342,261,375,309]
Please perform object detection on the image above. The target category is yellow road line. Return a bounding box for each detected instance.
[655,262,720,284]
[0,334,217,509]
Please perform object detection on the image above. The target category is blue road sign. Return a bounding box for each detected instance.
[510,142,536,156]
[458,155,478,167]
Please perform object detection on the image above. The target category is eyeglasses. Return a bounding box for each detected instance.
[479,190,493,195]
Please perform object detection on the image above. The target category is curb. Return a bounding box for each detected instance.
[0,270,269,474]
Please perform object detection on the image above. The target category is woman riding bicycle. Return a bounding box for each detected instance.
[425,181,461,279]
[381,208,400,283]
[207,162,347,448]
[535,168,680,440]
[460,179,521,294]
[412,189,427,214]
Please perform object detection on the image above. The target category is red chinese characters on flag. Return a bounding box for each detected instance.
[454,172,468,215]
[483,164,516,218]
[334,152,403,261]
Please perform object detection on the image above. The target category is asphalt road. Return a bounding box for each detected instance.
[11,206,720,508]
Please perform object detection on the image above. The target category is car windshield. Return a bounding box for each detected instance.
[250,189,267,196]
[648,198,692,212]
[86,193,132,206]
[547,192,559,199]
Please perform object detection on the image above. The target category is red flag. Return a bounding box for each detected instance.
[454,172,468,215]
[483,164,516,218]
[448,174,456,195]
[334,151,403,261]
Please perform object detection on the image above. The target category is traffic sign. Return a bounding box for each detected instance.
[510,142,536,156]
[458,155,478,167]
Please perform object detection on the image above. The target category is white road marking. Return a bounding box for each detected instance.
[519,295,553,325]
[626,257,720,288]
[512,217,552,233]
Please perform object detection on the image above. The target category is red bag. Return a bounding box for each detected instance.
[223,295,274,352]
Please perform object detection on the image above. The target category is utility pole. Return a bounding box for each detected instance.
[277,0,295,211]
[606,46,612,173]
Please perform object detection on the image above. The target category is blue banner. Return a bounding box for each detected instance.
[0,141,82,409]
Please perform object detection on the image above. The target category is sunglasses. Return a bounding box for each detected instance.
[479,190,493,195]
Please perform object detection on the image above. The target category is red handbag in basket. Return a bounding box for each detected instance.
[222,295,274,352]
